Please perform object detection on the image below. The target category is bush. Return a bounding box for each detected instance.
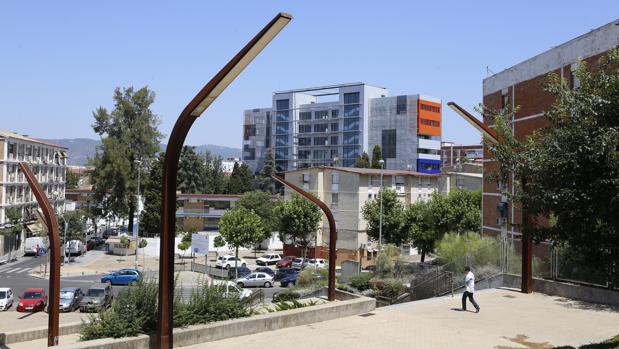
[272,290,300,303]
[435,232,502,272]
[297,268,328,287]
[378,278,405,299]
[349,273,374,291]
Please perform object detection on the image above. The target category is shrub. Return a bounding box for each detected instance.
[297,268,328,287]
[349,273,374,291]
[378,278,405,299]
[272,290,300,303]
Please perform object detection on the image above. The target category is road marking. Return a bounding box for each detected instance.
[2,267,20,273]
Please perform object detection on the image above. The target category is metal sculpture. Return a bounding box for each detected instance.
[19,162,61,346]
[156,13,292,348]
[271,175,337,301]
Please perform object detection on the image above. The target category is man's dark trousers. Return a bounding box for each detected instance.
[462,291,480,311]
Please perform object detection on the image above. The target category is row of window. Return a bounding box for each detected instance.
[6,142,66,165]
[420,104,441,113]
[420,118,440,127]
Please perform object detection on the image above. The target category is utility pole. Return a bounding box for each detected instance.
[134,159,142,270]
[378,159,385,251]
[63,221,68,265]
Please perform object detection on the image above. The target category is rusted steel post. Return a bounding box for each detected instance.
[156,13,292,348]
[271,175,337,301]
[19,163,60,347]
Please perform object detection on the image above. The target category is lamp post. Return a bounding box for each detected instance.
[378,159,385,251]
[134,159,142,270]
[155,13,292,348]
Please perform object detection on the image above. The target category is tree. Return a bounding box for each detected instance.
[361,189,407,245]
[445,189,482,234]
[82,196,103,238]
[140,153,164,237]
[226,162,254,194]
[275,193,322,259]
[91,86,162,234]
[236,191,278,257]
[371,145,383,169]
[61,210,88,243]
[66,170,80,189]
[486,50,619,286]
[177,146,207,194]
[177,231,193,259]
[403,202,436,263]
[218,207,265,277]
[204,152,227,194]
[1,207,22,263]
[258,148,279,194]
[355,151,371,168]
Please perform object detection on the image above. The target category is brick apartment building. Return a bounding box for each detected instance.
[440,142,483,169]
[481,19,619,239]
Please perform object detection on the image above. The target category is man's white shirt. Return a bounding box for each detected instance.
[465,271,475,293]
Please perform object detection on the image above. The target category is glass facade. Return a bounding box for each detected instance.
[298,137,311,146]
[382,129,396,159]
[343,132,360,145]
[314,136,328,146]
[299,124,312,133]
[344,92,360,104]
[275,122,289,134]
[299,111,312,120]
[275,135,289,147]
[344,105,360,117]
[343,146,359,159]
[314,123,329,132]
[396,95,407,115]
[314,110,328,119]
[330,135,339,145]
[343,118,360,131]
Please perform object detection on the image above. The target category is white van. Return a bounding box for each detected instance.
[24,237,48,256]
[66,240,86,256]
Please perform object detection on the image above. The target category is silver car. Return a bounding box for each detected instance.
[58,287,83,312]
[235,272,274,288]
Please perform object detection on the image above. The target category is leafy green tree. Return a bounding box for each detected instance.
[91,86,162,234]
[258,148,279,194]
[177,146,207,194]
[275,193,322,259]
[61,210,87,242]
[177,231,192,259]
[140,153,164,237]
[236,191,278,257]
[361,189,407,245]
[226,162,254,194]
[82,196,103,238]
[1,207,22,262]
[371,145,383,169]
[355,151,371,168]
[446,189,482,234]
[485,50,619,286]
[65,170,80,189]
[403,202,436,263]
[218,207,265,277]
[204,151,227,194]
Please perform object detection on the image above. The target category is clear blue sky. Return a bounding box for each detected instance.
[1,1,617,148]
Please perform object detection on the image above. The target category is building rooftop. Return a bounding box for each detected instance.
[286,165,439,177]
[273,82,386,96]
[0,130,68,149]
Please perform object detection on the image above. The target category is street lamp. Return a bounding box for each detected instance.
[134,159,142,270]
[378,159,385,251]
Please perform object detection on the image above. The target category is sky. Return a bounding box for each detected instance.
[1,1,618,148]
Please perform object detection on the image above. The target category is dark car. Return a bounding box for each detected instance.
[276,256,296,269]
[92,237,105,246]
[58,287,84,312]
[86,240,96,251]
[80,284,113,312]
[227,266,252,279]
[254,267,275,276]
[274,268,297,281]
[279,273,297,287]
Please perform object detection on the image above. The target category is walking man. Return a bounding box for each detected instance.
[462,266,480,313]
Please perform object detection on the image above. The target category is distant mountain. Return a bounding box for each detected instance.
[42,138,241,166]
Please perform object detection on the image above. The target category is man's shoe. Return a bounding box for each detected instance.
[475,308,480,313]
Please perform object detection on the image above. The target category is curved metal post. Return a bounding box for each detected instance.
[156,13,292,348]
[271,175,337,301]
[19,163,60,347]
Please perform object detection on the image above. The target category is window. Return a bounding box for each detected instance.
[313,150,328,159]
[314,123,329,133]
[314,137,328,146]
[331,109,339,118]
[420,104,440,113]
[396,95,407,114]
[344,105,360,117]
[298,137,312,146]
[382,129,396,158]
[343,92,360,104]
[418,149,440,155]
[343,132,359,145]
[276,99,289,110]
[299,111,312,120]
[276,110,289,121]
[343,146,359,159]
[298,150,310,160]
[331,193,339,210]
[395,176,405,190]
[243,146,255,160]
[331,122,339,132]
[331,173,339,184]
[243,125,256,140]
[420,119,440,127]
[275,135,289,147]
[314,110,328,120]
[330,149,339,159]
[571,70,581,89]
[343,118,360,131]
[275,122,289,134]
[501,92,509,109]
[330,135,339,145]
[275,148,289,159]
[299,124,312,133]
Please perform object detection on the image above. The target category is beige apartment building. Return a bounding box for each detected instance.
[0,130,67,255]
[283,166,439,264]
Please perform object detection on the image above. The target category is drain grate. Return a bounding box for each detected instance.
[359,313,375,317]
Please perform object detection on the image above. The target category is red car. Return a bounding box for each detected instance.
[276,256,296,269]
[17,288,47,312]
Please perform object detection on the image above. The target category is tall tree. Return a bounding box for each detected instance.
[218,207,265,277]
[403,202,436,262]
[177,146,207,194]
[91,86,162,233]
[361,189,406,245]
[60,210,87,242]
[1,207,22,263]
[275,193,322,259]
[371,145,383,169]
[227,162,254,194]
[486,50,619,286]
[65,170,79,189]
[204,151,227,194]
[140,153,164,237]
[355,151,371,168]
[258,148,278,194]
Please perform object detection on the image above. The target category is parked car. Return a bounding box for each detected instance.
[80,284,113,312]
[227,266,252,279]
[276,256,296,269]
[254,267,275,276]
[210,280,253,299]
[235,272,274,288]
[16,288,47,312]
[304,258,328,269]
[24,237,48,256]
[279,273,298,287]
[291,257,305,270]
[66,240,86,256]
[216,255,247,269]
[86,239,97,251]
[361,265,377,273]
[274,268,297,281]
[58,287,84,312]
[0,287,14,311]
[256,254,282,266]
[92,237,105,246]
[101,269,142,286]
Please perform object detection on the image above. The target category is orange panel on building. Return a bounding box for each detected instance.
[417,99,441,136]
